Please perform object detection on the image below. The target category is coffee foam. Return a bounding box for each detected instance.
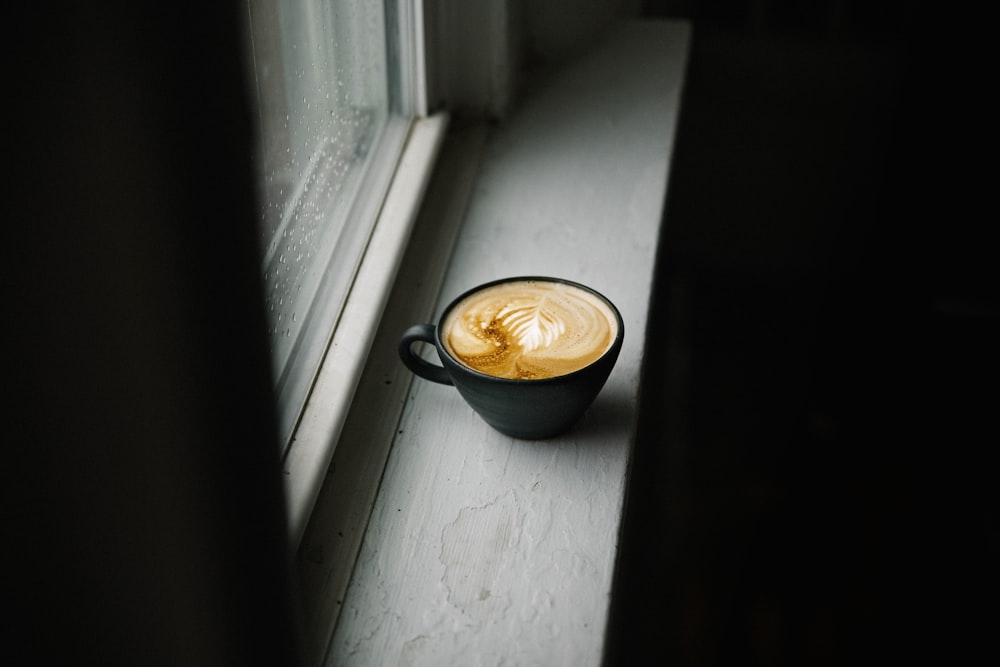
[442,280,618,380]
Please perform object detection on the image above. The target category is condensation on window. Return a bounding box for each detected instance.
[246,0,389,405]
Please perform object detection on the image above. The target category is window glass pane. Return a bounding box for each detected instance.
[245,0,407,450]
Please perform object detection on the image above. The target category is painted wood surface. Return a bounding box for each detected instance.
[328,20,690,666]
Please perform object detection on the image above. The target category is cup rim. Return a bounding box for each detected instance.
[435,275,624,385]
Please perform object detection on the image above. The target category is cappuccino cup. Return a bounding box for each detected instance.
[399,276,624,439]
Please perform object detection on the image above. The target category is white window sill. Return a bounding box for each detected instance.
[297,18,691,666]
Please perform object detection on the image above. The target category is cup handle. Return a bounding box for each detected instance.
[399,324,453,385]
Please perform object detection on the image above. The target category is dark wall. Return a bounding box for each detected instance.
[608,1,995,665]
[7,4,301,664]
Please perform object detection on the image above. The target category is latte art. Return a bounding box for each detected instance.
[442,280,618,379]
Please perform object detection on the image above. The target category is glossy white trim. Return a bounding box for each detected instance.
[283,113,449,549]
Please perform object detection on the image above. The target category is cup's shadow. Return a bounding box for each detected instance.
[515,390,633,446]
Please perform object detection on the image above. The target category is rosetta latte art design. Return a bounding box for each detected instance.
[443,280,617,379]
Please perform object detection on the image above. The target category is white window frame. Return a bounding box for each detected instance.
[281,113,448,546]
[277,0,515,549]
[274,2,521,662]
[245,0,412,451]
[268,0,434,546]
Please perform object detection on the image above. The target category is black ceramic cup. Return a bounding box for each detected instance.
[398,276,624,439]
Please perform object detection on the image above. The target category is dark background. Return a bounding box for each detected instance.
[607,1,996,665]
[7,4,301,664]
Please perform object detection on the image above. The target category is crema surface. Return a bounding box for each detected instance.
[443,280,617,379]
